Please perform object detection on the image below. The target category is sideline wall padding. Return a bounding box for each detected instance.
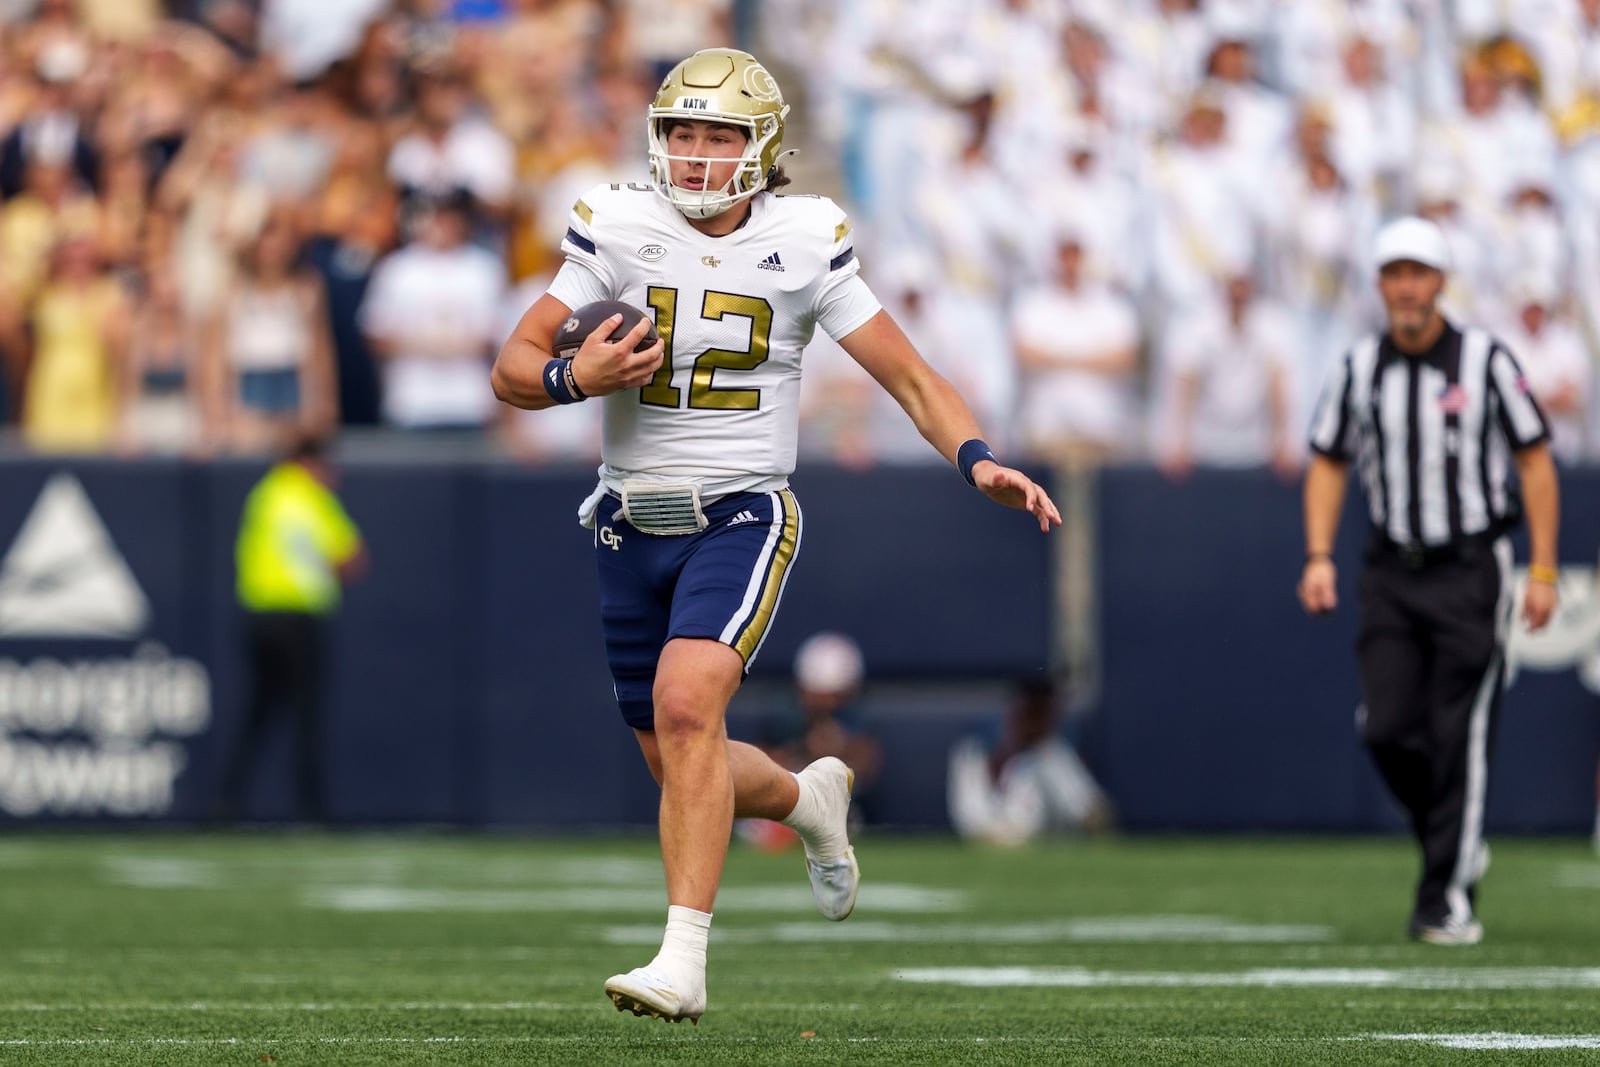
[0,457,1592,831]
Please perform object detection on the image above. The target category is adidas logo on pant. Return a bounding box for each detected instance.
[726,510,760,527]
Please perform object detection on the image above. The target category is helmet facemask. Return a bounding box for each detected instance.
[647,112,782,220]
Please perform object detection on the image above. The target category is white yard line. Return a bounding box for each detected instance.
[1366,1033,1600,1050]
[304,883,965,914]
[1,1002,569,1012]
[894,966,1600,990]
[0,1037,591,1047]
[602,915,1332,946]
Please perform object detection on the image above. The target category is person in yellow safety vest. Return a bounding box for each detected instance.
[218,434,367,824]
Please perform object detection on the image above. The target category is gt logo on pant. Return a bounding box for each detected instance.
[599,526,623,550]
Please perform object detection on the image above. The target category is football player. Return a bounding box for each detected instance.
[492,48,1060,1024]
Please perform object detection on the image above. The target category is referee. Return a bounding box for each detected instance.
[1297,216,1560,946]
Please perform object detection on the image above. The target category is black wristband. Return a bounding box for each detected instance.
[1305,551,1332,565]
[957,438,997,487]
[542,358,585,404]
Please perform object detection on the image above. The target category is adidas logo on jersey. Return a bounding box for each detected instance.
[726,509,761,527]
[756,252,785,272]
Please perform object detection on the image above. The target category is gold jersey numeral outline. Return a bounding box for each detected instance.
[639,286,773,411]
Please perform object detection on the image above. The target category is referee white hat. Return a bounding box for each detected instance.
[1373,216,1452,274]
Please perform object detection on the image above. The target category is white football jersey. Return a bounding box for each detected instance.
[547,184,881,499]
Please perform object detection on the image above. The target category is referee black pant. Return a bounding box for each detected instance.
[1356,537,1510,926]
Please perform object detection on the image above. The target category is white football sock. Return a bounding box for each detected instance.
[649,904,711,985]
[781,770,847,864]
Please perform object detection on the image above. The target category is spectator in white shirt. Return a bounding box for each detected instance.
[1146,90,1255,317]
[1117,0,1211,128]
[359,191,505,431]
[387,64,514,223]
[1031,131,1145,295]
[1011,233,1141,464]
[1495,174,1571,306]
[260,0,388,83]
[948,675,1112,846]
[1419,50,1558,226]
[1497,277,1593,465]
[1323,32,1417,205]
[1157,272,1299,479]
[1415,161,1501,326]
[1030,130,1145,295]
[1204,31,1292,170]
[910,96,1026,447]
[1264,145,1377,422]
[1533,0,1600,117]
[240,75,337,203]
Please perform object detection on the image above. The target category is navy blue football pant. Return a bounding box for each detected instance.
[594,488,802,731]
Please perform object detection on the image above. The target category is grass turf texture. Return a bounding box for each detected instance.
[1,834,1598,1065]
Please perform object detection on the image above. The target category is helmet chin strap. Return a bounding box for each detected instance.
[671,187,733,219]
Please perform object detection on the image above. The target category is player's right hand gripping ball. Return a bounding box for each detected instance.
[553,300,660,359]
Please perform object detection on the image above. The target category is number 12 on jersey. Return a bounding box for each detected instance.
[639,286,773,411]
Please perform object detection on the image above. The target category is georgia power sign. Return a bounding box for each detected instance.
[0,473,211,818]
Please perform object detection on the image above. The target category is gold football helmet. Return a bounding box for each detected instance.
[647,49,790,219]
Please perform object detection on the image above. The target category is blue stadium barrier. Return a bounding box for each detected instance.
[0,456,1592,832]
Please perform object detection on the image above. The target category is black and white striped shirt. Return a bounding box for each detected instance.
[1308,321,1549,547]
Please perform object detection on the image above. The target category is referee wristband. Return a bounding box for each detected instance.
[957,438,998,487]
[1528,564,1558,585]
[542,358,586,404]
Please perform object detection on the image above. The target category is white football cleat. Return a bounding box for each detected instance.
[1410,915,1484,946]
[604,966,705,1024]
[798,756,860,921]
[806,846,860,922]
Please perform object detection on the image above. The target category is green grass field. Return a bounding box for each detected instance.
[2,832,1599,1065]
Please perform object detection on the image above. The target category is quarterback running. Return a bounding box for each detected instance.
[492,48,1060,1025]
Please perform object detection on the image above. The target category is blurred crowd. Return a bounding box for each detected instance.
[782,0,1600,472]
[0,0,1597,471]
[0,0,693,457]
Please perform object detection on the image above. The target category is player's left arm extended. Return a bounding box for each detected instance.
[838,310,1061,531]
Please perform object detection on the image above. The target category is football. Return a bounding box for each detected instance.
[552,300,659,359]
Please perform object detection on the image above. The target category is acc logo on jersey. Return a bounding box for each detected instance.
[638,244,667,261]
